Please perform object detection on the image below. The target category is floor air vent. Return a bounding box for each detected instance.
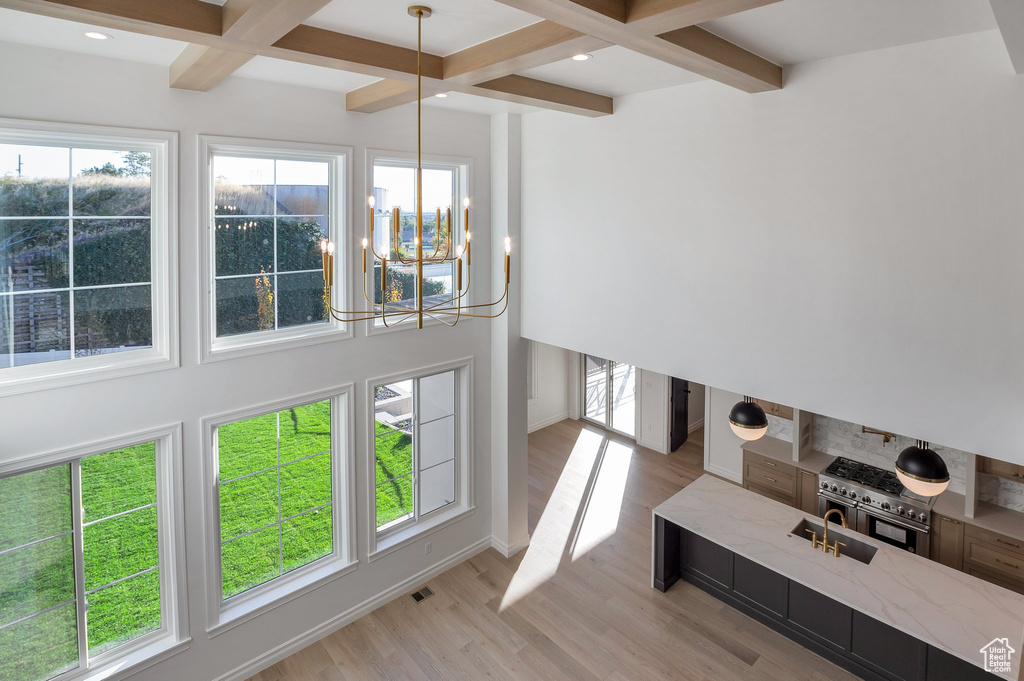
[410,586,434,603]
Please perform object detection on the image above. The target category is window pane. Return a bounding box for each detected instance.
[420,459,455,516]
[280,454,331,519]
[419,370,455,423]
[278,400,330,463]
[0,604,78,681]
[282,506,332,573]
[218,471,279,542]
[277,271,326,329]
[213,156,275,216]
[0,290,71,369]
[0,219,69,292]
[87,568,160,655]
[0,465,71,552]
[277,217,327,272]
[419,415,455,470]
[214,217,274,277]
[216,274,274,337]
[376,475,413,529]
[222,525,280,599]
[375,426,413,484]
[83,505,159,591]
[584,355,607,423]
[73,284,152,357]
[72,149,151,217]
[0,535,75,626]
[0,144,70,217]
[80,442,156,523]
[610,361,636,437]
[275,160,328,216]
[218,411,277,481]
[73,219,150,287]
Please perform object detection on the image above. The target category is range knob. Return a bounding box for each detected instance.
[907,510,916,520]
[821,481,829,490]
[848,492,858,500]
[881,502,890,511]
[862,496,871,504]
[840,487,847,496]
[831,484,839,493]
[919,513,927,523]
[897,506,905,515]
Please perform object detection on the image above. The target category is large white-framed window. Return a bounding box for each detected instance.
[199,137,352,362]
[202,385,356,633]
[0,119,178,396]
[366,150,470,335]
[0,425,188,681]
[368,358,474,559]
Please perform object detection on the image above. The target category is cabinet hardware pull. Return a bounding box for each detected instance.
[762,460,776,467]
[941,517,960,524]
[996,558,1020,569]
[763,476,777,483]
[997,538,1021,549]
[1014,473,1022,479]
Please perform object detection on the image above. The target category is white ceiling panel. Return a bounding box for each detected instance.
[423,91,541,116]
[232,56,378,93]
[305,0,540,55]
[0,7,187,65]
[521,45,704,98]
[703,0,997,66]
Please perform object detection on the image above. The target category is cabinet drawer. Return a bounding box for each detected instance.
[964,564,1024,595]
[965,524,1024,557]
[744,460,797,496]
[743,451,797,476]
[744,482,796,507]
[964,540,1024,581]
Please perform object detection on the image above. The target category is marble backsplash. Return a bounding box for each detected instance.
[767,411,1024,510]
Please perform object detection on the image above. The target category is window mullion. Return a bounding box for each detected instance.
[276,411,283,579]
[412,377,420,523]
[67,149,76,359]
[71,459,88,670]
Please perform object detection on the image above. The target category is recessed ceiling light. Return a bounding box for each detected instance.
[572,53,592,61]
[435,93,448,98]
[84,31,113,40]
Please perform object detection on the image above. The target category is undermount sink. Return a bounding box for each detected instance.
[790,519,878,565]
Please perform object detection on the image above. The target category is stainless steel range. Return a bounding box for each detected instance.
[818,456,934,555]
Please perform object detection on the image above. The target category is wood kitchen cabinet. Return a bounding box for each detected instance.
[754,398,794,420]
[930,514,964,570]
[741,451,820,514]
[798,470,819,515]
[978,456,1024,482]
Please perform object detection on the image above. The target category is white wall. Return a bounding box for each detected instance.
[704,387,745,482]
[688,381,705,433]
[638,368,670,453]
[521,29,1024,465]
[527,341,570,432]
[0,42,499,681]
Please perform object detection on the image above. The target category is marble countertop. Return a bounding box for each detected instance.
[655,475,1024,680]
[740,436,834,474]
[934,491,1024,543]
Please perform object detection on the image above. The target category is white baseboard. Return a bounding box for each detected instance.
[528,411,568,434]
[705,463,742,484]
[688,417,705,433]
[211,536,492,681]
[637,434,668,455]
[492,533,530,557]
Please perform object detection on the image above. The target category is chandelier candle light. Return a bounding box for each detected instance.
[318,5,510,329]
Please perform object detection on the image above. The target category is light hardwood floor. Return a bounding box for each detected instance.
[247,419,859,681]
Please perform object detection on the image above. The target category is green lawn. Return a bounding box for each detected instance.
[374,421,413,528]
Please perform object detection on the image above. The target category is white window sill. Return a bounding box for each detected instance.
[208,558,358,637]
[0,349,176,398]
[204,323,352,363]
[369,505,475,562]
[68,635,190,681]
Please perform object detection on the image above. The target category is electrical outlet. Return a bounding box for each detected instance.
[424,541,432,555]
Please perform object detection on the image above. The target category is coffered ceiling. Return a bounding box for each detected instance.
[0,0,1003,117]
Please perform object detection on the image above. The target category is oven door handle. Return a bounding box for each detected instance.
[861,508,929,534]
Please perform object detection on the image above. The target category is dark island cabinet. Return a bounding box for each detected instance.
[659,524,1001,681]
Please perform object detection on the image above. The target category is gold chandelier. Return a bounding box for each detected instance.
[319,5,510,329]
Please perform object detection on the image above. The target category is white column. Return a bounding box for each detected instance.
[490,113,530,557]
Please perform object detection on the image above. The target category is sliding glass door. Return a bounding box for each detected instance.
[582,355,636,437]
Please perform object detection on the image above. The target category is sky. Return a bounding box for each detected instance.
[0,143,145,178]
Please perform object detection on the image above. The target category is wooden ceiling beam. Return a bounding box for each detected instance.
[470,75,613,117]
[495,0,782,92]
[169,0,333,92]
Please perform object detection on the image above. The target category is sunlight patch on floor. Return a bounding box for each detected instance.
[570,438,632,561]
[499,427,606,611]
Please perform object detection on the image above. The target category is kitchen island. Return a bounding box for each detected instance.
[653,475,1024,681]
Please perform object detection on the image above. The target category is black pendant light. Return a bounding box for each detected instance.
[729,396,768,441]
[895,440,949,497]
